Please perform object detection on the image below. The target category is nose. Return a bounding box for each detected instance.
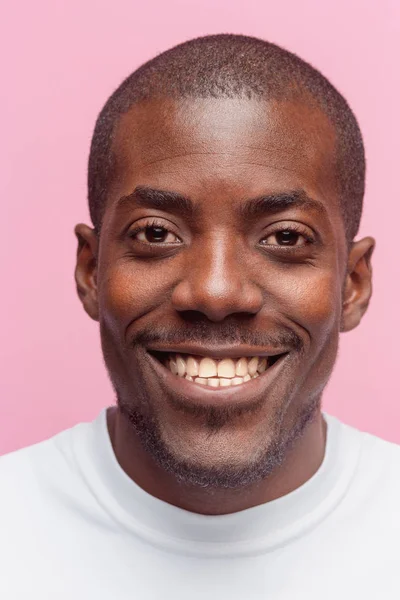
[171,234,264,322]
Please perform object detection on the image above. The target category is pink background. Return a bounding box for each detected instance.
[1,0,399,455]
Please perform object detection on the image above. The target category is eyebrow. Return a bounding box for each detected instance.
[116,185,327,220]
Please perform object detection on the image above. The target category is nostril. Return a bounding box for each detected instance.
[177,310,210,323]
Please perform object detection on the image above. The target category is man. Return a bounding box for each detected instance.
[1,33,399,598]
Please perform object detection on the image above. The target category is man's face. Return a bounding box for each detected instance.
[76,97,372,488]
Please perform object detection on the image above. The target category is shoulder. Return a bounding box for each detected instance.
[334,415,400,513]
[359,425,400,486]
[0,423,75,473]
[326,412,400,468]
[0,422,91,513]
[351,420,400,474]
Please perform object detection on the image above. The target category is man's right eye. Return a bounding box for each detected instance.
[128,219,182,245]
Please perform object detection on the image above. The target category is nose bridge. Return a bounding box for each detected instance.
[171,231,263,320]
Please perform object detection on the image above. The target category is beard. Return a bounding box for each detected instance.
[116,387,322,490]
[102,318,326,490]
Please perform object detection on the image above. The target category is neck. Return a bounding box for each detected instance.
[107,406,327,516]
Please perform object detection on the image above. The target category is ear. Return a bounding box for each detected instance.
[74,224,99,321]
[340,236,375,332]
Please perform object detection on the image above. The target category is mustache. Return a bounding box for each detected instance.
[133,321,304,353]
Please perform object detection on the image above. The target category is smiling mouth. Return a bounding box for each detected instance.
[150,351,286,388]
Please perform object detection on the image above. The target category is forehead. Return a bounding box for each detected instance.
[109,97,339,215]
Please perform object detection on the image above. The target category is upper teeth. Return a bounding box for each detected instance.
[166,354,268,387]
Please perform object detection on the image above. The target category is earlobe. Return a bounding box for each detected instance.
[340,237,375,332]
[74,224,100,322]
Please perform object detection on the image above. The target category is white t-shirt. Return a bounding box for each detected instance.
[1,408,400,599]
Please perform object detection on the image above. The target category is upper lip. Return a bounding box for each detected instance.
[147,344,289,360]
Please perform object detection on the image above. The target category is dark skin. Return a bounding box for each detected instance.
[75,97,374,515]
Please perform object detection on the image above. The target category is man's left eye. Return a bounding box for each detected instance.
[260,230,308,247]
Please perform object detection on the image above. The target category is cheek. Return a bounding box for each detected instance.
[274,268,341,332]
[98,260,172,326]
[273,268,342,393]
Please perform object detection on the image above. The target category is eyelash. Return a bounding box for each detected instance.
[260,222,315,247]
[128,219,181,243]
[127,219,315,248]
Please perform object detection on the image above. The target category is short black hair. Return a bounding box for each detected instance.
[88,34,365,243]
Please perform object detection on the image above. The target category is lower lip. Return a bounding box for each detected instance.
[146,352,289,407]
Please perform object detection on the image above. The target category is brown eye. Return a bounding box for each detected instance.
[134,225,180,244]
[261,229,309,247]
[144,226,167,243]
[275,231,301,246]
